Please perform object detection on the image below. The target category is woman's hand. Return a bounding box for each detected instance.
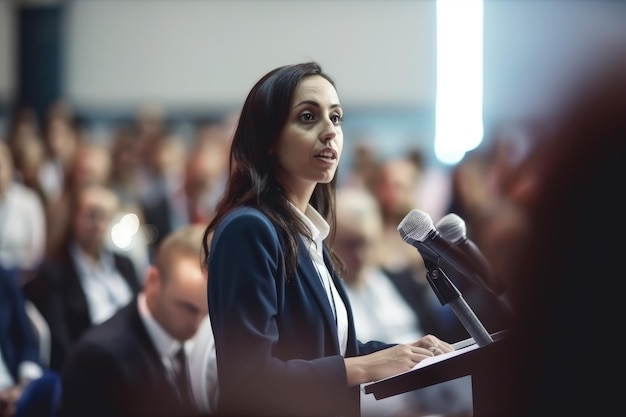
[411,334,454,355]
[344,334,454,386]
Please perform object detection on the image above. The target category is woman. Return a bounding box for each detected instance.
[201,62,452,417]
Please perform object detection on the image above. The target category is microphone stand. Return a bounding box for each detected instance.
[423,259,494,347]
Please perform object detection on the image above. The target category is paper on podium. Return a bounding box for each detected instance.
[411,342,480,371]
[363,341,480,389]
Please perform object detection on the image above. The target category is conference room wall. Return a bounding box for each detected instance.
[1,1,625,170]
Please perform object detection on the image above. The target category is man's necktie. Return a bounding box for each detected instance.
[172,346,194,409]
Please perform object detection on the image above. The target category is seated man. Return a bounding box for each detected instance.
[24,183,142,372]
[60,224,217,417]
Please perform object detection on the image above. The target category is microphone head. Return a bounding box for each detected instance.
[397,209,435,242]
[437,213,466,243]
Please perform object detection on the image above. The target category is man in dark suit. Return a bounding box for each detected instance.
[60,224,215,417]
[0,266,46,417]
[24,183,141,371]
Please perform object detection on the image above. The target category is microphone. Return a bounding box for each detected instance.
[437,213,513,311]
[397,209,494,346]
[397,209,481,282]
[436,213,503,295]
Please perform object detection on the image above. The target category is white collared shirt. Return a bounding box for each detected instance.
[188,315,218,414]
[138,293,220,414]
[137,293,194,382]
[71,242,134,325]
[292,203,349,356]
[0,182,46,271]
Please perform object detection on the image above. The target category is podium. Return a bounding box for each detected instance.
[363,331,513,417]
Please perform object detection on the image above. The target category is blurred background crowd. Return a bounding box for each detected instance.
[1,1,625,417]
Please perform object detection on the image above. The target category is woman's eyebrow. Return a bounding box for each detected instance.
[294,100,320,109]
[293,100,342,110]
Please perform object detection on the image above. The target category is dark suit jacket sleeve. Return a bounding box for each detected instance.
[25,263,78,372]
[208,207,356,417]
[60,302,190,417]
[0,267,41,380]
[60,340,121,417]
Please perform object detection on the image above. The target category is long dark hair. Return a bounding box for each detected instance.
[201,62,345,280]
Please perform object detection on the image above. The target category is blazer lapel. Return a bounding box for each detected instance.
[65,249,91,322]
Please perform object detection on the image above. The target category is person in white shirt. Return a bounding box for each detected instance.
[0,140,46,284]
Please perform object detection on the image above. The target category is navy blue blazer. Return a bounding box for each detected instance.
[60,298,202,417]
[208,207,391,417]
[0,266,41,383]
[24,245,141,371]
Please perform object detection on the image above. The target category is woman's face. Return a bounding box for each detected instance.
[273,75,343,200]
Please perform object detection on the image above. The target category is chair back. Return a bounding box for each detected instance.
[24,300,51,367]
[14,370,62,417]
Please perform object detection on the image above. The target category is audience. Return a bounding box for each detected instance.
[368,157,473,342]
[182,123,230,225]
[60,224,216,417]
[24,182,142,372]
[340,141,381,192]
[6,123,47,206]
[138,133,188,257]
[0,265,56,417]
[334,186,472,417]
[37,101,80,205]
[408,148,452,227]
[0,140,46,285]
[444,148,492,241]
[44,141,113,260]
[410,146,513,341]
[108,123,143,209]
[372,157,425,277]
[75,140,150,278]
